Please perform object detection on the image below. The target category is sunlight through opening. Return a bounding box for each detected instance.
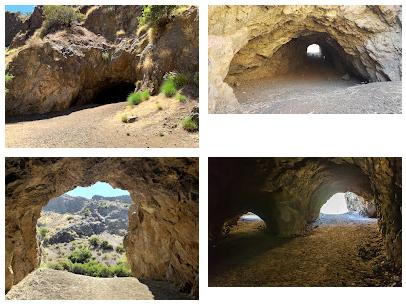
[320,193,348,214]
[307,44,322,56]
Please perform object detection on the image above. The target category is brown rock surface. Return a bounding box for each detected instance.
[209,158,401,270]
[5,6,198,116]
[208,5,402,113]
[5,158,199,297]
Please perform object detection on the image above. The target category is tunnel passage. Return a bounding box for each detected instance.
[225,31,367,90]
[208,5,402,113]
[208,157,402,270]
[76,81,136,106]
[5,158,199,296]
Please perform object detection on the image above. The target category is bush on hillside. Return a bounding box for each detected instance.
[138,6,176,27]
[100,240,113,251]
[160,78,177,97]
[42,6,84,35]
[68,247,92,263]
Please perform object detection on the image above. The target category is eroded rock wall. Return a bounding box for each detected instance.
[208,5,402,112]
[209,158,401,269]
[5,158,199,296]
[5,6,198,116]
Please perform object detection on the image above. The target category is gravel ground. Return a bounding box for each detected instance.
[6,269,190,300]
[209,213,401,287]
[6,96,198,148]
[231,63,401,114]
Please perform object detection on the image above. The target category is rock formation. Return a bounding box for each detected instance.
[208,5,402,112]
[345,192,377,217]
[5,5,198,116]
[209,158,401,270]
[5,158,199,297]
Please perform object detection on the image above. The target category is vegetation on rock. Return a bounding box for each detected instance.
[138,5,176,27]
[42,6,84,35]
[160,78,177,97]
[181,117,198,132]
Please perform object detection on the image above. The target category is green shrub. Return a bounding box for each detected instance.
[140,90,150,101]
[111,262,132,277]
[160,78,177,97]
[68,247,92,264]
[101,240,113,251]
[170,73,188,89]
[38,227,48,238]
[42,6,84,35]
[176,92,187,103]
[5,73,14,94]
[47,262,64,270]
[89,236,100,248]
[182,117,198,132]
[115,245,125,253]
[83,208,91,217]
[138,5,176,27]
[127,92,142,106]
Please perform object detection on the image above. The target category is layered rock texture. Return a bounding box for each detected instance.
[209,158,401,270]
[5,158,199,297]
[5,5,198,116]
[208,5,402,112]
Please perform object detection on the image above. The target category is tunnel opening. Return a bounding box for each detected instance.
[36,181,133,278]
[225,31,368,111]
[222,212,266,238]
[320,193,348,215]
[69,81,136,109]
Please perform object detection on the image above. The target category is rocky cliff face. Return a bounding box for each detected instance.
[5,5,198,116]
[209,158,401,270]
[208,5,402,112]
[5,158,199,297]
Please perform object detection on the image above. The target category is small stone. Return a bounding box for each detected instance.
[127,116,137,123]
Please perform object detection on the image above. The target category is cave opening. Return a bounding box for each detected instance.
[226,31,367,111]
[320,192,348,215]
[70,81,136,108]
[222,212,266,237]
[36,181,133,278]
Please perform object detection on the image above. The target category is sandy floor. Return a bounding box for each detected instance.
[6,96,198,148]
[6,269,190,300]
[209,213,401,287]
[231,59,401,114]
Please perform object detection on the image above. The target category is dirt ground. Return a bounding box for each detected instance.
[231,58,401,114]
[5,268,190,300]
[209,213,401,287]
[5,96,198,148]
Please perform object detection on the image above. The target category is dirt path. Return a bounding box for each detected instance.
[6,269,190,300]
[209,214,401,287]
[6,96,198,148]
[231,63,401,114]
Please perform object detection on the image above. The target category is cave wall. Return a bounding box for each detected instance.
[5,158,199,296]
[209,157,401,269]
[208,5,402,113]
[5,6,198,116]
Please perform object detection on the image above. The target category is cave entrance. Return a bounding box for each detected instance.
[226,32,366,112]
[306,44,322,58]
[223,212,266,237]
[88,81,135,105]
[37,181,133,278]
[320,193,348,215]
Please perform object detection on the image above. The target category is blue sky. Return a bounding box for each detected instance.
[5,5,36,14]
[66,182,129,199]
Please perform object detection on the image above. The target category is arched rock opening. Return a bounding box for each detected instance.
[5,158,199,296]
[209,157,401,270]
[208,5,402,112]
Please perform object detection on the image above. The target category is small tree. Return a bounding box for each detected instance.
[100,240,113,251]
[42,6,84,35]
[138,5,176,27]
[68,247,92,264]
[89,236,100,248]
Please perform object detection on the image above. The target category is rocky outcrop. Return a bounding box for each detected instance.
[5,158,199,297]
[5,6,198,116]
[5,12,25,47]
[209,158,401,270]
[208,5,402,112]
[345,192,377,217]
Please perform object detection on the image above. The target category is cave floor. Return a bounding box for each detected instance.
[231,63,401,114]
[5,268,190,300]
[209,213,401,287]
[5,96,198,148]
